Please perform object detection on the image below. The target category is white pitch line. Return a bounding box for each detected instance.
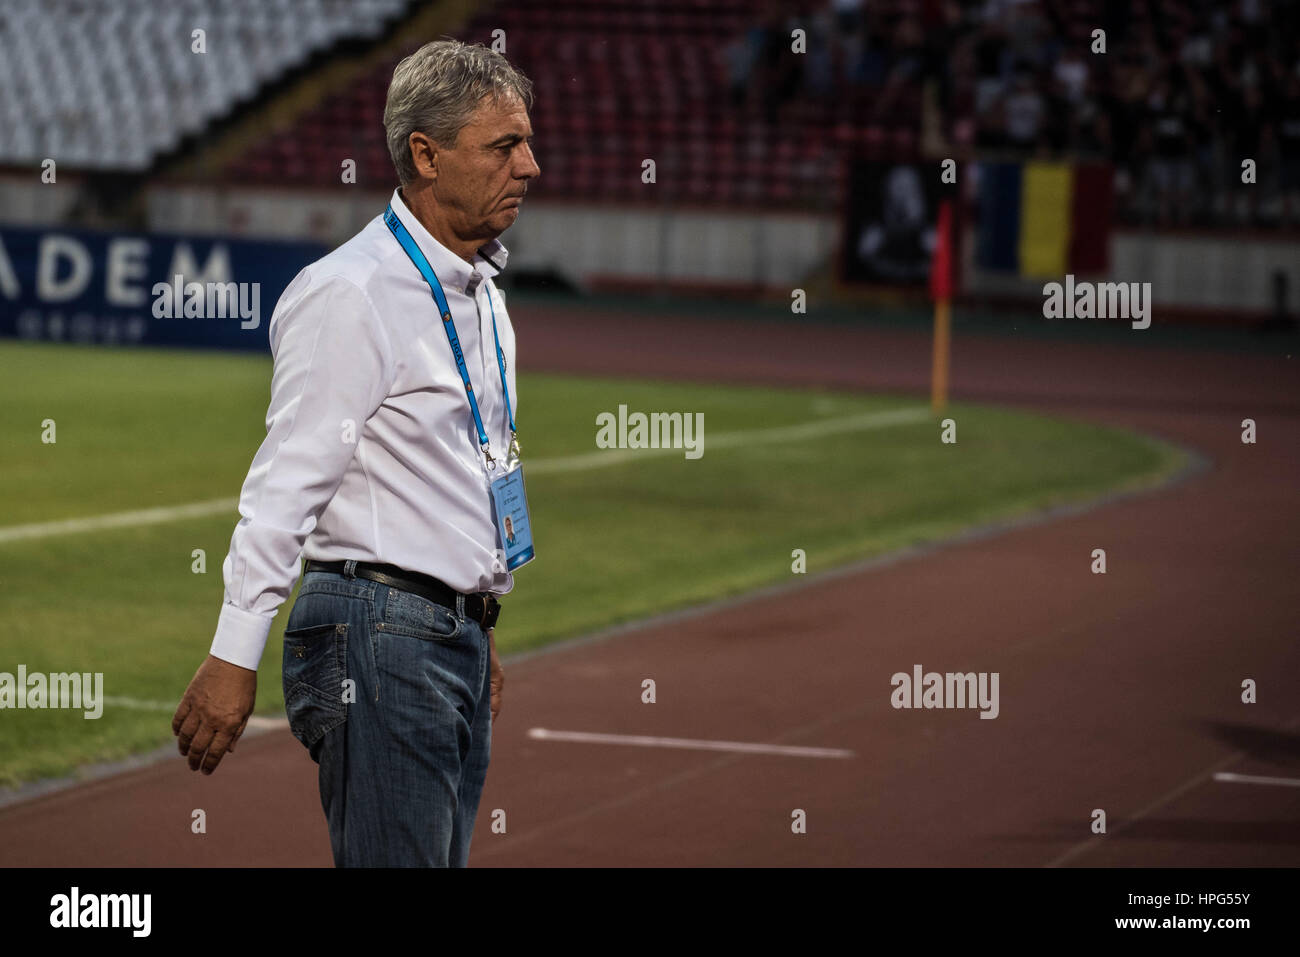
[1213,772,1300,789]
[0,497,240,544]
[527,727,854,759]
[103,696,286,730]
[0,406,928,543]
[527,405,929,475]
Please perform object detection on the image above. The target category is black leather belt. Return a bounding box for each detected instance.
[304,560,501,629]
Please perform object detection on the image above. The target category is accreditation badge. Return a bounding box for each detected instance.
[490,464,535,570]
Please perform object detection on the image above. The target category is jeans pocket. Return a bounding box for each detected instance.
[282,621,349,760]
[376,588,463,643]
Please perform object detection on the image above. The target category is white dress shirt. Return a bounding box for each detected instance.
[209,188,518,671]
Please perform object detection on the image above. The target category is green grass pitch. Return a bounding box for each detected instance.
[0,341,1187,785]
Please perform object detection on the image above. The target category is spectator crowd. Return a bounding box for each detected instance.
[730,0,1300,227]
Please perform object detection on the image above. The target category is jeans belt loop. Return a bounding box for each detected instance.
[343,559,357,580]
[455,593,466,619]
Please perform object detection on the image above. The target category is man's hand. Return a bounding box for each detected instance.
[488,627,504,722]
[172,654,257,775]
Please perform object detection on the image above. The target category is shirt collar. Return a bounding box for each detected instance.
[388,188,509,295]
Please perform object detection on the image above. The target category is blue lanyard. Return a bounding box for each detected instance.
[384,203,518,468]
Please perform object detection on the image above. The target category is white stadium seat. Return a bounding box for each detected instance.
[0,0,410,171]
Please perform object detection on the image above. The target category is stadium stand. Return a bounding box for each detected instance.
[4,0,1295,226]
[738,0,1300,226]
[930,0,1300,226]
[221,0,907,208]
[0,0,411,172]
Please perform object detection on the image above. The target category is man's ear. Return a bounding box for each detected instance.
[408,131,439,181]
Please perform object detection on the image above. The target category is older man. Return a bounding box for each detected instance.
[171,39,540,867]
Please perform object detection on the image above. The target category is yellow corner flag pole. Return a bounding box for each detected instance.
[929,199,954,415]
[931,297,950,415]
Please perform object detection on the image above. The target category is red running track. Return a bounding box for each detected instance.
[1,308,1296,866]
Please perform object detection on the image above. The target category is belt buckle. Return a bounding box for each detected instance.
[468,593,488,628]
[481,596,499,630]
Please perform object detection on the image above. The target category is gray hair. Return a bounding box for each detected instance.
[383,39,534,186]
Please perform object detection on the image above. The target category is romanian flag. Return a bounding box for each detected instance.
[976,161,1112,278]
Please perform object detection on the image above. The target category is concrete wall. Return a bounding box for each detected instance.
[2,174,1295,311]
[962,230,1300,317]
[139,184,838,292]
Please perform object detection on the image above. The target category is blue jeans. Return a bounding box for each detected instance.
[281,567,493,867]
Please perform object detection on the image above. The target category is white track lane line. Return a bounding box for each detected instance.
[527,727,854,759]
[1047,714,1300,867]
[0,406,928,543]
[1213,772,1300,789]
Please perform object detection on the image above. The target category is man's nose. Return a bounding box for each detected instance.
[517,142,540,179]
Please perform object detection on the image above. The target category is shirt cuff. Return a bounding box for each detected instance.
[210,603,275,672]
